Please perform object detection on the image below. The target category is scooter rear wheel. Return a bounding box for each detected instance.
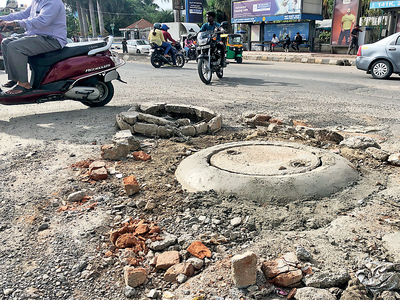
[81,81,114,107]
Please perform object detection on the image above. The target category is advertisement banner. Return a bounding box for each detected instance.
[232,0,302,20]
[331,0,359,46]
[186,0,203,23]
[264,22,309,41]
[251,24,261,41]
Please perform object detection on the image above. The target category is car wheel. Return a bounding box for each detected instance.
[136,49,141,54]
[371,60,392,79]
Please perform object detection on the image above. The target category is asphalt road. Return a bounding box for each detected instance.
[0,60,400,154]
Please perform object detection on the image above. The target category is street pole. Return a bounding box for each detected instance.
[110,23,115,36]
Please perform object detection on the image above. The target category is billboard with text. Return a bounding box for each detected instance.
[186,0,203,23]
[264,22,309,41]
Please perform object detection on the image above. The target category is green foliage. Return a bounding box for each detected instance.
[318,30,331,43]
[63,0,174,37]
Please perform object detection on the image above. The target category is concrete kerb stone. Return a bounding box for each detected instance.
[116,103,222,138]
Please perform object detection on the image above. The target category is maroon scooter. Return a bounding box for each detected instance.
[0,35,125,106]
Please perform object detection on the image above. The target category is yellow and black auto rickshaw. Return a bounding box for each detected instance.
[221,34,243,63]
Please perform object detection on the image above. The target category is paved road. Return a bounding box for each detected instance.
[0,60,399,154]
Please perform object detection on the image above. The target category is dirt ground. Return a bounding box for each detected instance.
[1,117,400,300]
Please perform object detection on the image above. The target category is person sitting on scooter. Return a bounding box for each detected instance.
[0,0,67,96]
[160,24,177,67]
[149,23,174,63]
[199,11,226,67]
[184,34,195,53]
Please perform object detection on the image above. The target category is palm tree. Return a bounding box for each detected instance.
[88,0,97,37]
[97,0,105,36]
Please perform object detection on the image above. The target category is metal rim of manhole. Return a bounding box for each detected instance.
[175,141,359,204]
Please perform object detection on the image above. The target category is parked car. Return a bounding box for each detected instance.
[127,39,151,54]
[356,32,400,79]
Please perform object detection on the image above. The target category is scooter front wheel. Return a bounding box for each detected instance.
[81,81,114,107]
[176,55,185,68]
[198,58,212,84]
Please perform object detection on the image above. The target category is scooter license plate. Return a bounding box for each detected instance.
[197,45,210,50]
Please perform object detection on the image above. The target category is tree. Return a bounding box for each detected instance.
[88,0,97,37]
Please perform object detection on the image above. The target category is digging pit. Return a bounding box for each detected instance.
[116,103,222,138]
[176,141,360,204]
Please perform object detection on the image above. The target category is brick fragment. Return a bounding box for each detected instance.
[231,252,257,288]
[124,267,147,288]
[164,262,194,282]
[132,151,151,161]
[123,175,140,196]
[90,167,108,181]
[187,241,211,259]
[156,251,180,270]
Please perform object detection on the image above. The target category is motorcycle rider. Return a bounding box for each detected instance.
[160,24,177,67]
[149,23,173,61]
[0,0,67,96]
[184,33,195,58]
[199,11,226,67]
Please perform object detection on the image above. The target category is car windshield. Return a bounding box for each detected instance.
[230,36,242,44]
[136,40,148,45]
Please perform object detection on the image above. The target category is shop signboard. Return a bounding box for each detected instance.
[186,0,203,23]
[331,0,360,46]
[370,0,400,9]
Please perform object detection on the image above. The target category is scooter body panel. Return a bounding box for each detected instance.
[41,55,115,85]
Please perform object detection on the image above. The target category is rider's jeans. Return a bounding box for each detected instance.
[161,42,171,55]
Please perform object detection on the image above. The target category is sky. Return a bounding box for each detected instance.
[0,0,173,10]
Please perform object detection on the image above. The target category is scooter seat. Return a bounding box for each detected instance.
[28,40,107,67]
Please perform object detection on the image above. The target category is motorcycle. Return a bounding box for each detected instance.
[184,44,197,63]
[196,21,229,84]
[150,42,185,68]
[0,35,125,107]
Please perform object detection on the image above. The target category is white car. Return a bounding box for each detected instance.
[127,39,151,54]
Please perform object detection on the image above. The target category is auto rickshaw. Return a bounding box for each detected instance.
[221,33,243,63]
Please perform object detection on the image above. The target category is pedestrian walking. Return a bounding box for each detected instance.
[347,25,362,55]
[122,38,128,53]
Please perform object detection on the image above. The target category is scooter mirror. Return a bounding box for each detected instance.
[220,21,229,28]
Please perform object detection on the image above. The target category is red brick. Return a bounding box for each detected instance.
[156,251,180,270]
[261,253,302,287]
[89,161,106,172]
[132,151,151,161]
[187,241,212,259]
[123,175,140,196]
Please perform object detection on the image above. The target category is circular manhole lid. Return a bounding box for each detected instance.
[210,145,320,176]
[175,141,360,203]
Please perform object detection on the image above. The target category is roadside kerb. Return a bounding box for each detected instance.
[243,52,356,66]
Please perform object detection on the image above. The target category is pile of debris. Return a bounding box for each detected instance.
[116,103,222,138]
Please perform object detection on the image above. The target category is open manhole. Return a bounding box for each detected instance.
[116,103,222,138]
[176,141,359,204]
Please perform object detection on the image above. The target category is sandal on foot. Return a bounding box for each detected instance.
[3,85,33,96]
[2,80,17,88]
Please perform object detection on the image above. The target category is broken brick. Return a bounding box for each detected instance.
[88,161,106,172]
[124,266,147,288]
[164,262,194,282]
[90,167,108,181]
[156,251,180,270]
[187,241,212,259]
[123,175,140,196]
[132,151,152,161]
[261,253,303,287]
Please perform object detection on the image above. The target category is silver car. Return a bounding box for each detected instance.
[356,32,400,79]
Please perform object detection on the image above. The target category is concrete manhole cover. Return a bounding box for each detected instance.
[210,145,320,176]
[176,141,359,204]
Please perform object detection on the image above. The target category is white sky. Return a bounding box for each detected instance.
[0,0,173,11]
